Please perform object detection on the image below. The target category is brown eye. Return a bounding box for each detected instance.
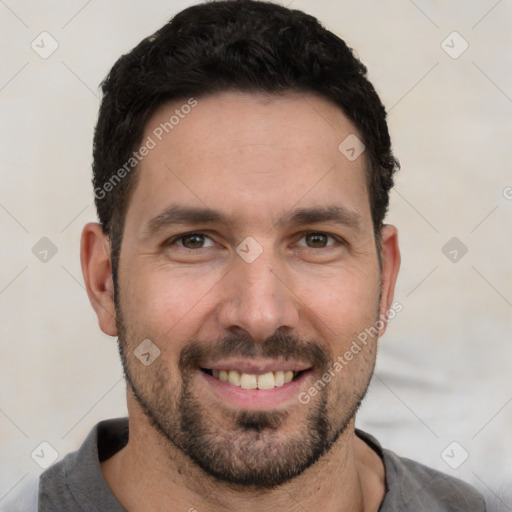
[302,232,332,248]
[172,233,215,249]
[181,234,205,248]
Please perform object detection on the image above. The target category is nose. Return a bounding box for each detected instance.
[216,247,300,342]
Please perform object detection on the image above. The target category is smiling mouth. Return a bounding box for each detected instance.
[201,369,306,390]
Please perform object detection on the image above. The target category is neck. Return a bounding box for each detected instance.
[101,410,385,512]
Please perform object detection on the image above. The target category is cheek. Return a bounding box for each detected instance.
[295,268,381,339]
[120,264,222,344]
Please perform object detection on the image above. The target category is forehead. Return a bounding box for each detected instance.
[125,91,372,234]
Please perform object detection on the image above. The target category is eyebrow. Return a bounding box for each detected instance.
[143,204,362,238]
[277,205,361,231]
[143,206,232,238]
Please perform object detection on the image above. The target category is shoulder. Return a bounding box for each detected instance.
[1,418,128,512]
[37,418,128,511]
[382,449,486,511]
[356,430,487,512]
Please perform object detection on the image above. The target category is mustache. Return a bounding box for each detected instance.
[179,330,332,372]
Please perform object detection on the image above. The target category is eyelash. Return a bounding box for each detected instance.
[166,231,342,250]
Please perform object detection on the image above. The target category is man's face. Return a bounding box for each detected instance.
[112,91,396,487]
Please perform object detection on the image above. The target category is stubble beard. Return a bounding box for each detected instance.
[114,296,375,488]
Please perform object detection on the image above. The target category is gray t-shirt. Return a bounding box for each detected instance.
[2,417,486,511]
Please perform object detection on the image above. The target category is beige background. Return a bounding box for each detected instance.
[1,0,511,507]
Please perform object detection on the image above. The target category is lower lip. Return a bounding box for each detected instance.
[199,370,312,410]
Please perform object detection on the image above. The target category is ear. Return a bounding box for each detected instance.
[80,222,118,336]
[377,224,401,336]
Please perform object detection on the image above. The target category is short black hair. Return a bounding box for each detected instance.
[92,0,399,276]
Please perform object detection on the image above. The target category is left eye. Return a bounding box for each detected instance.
[296,232,336,249]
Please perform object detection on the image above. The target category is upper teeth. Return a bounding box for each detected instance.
[212,370,295,390]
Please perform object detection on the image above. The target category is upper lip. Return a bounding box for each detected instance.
[200,358,311,374]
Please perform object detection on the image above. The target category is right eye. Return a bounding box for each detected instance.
[168,232,216,250]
